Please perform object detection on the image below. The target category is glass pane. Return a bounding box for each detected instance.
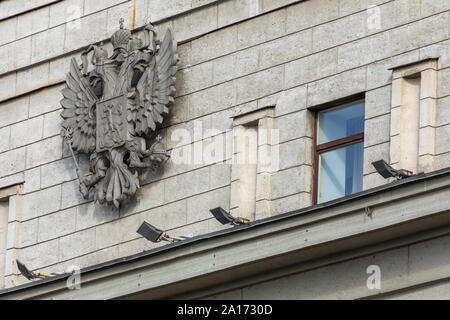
[317,100,365,144]
[318,142,364,203]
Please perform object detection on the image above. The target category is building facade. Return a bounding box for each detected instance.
[0,0,449,299]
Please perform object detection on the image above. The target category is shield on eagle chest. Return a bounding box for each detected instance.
[96,95,128,152]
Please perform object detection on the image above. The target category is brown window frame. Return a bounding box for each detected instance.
[312,100,365,205]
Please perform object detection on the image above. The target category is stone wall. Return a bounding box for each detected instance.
[0,0,449,289]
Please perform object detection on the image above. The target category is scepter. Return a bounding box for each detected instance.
[62,127,89,198]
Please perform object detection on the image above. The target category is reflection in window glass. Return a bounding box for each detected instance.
[318,142,364,203]
[317,100,365,144]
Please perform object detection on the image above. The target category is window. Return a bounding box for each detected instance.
[314,100,365,204]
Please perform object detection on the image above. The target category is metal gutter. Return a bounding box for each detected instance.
[1,167,450,299]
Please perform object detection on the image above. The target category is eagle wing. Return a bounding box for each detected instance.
[131,28,178,136]
[60,58,99,153]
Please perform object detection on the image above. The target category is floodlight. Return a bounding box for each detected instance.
[372,160,413,179]
[209,207,250,226]
[16,260,54,280]
[137,221,186,243]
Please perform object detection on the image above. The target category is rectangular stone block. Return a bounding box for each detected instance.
[175,61,213,96]
[287,0,339,33]
[20,239,59,270]
[218,0,256,28]
[420,68,437,99]
[0,126,10,153]
[365,85,391,119]
[262,0,297,12]
[421,0,450,16]
[61,179,89,209]
[363,171,389,190]
[213,46,259,85]
[49,0,84,28]
[307,67,367,107]
[271,165,312,199]
[148,0,191,22]
[186,186,229,224]
[76,201,119,231]
[141,199,187,231]
[64,10,108,52]
[38,207,76,242]
[59,228,96,261]
[23,167,41,194]
[391,12,448,56]
[435,125,450,155]
[376,0,421,33]
[390,134,400,164]
[22,185,61,221]
[419,98,436,129]
[0,0,57,20]
[164,166,210,202]
[16,63,50,96]
[209,163,231,189]
[173,4,217,42]
[278,138,313,171]
[19,219,38,248]
[434,152,450,170]
[43,109,62,138]
[364,114,391,147]
[0,147,26,177]
[285,48,337,88]
[5,222,18,250]
[338,0,390,17]
[363,142,390,175]
[26,135,62,168]
[31,24,65,64]
[170,219,210,238]
[16,6,49,38]
[419,40,450,70]
[236,65,284,106]
[259,29,313,71]
[276,110,313,143]
[189,81,236,119]
[40,157,77,189]
[191,25,238,65]
[0,72,17,102]
[210,109,233,134]
[0,173,23,190]
[84,0,125,15]
[95,213,142,250]
[437,68,450,98]
[274,85,307,117]
[131,180,165,213]
[270,192,311,216]
[49,54,78,84]
[237,9,286,49]
[312,11,366,52]
[72,245,119,271]
[337,32,391,72]
[0,16,17,46]
[436,96,450,127]
[0,96,29,128]
[10,116,44,149]
[418,126,435,156]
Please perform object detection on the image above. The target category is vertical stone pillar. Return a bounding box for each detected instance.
[389,59,438,173]
[230,107,276,221]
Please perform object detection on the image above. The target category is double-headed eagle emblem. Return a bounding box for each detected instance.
[61,19,178,208]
